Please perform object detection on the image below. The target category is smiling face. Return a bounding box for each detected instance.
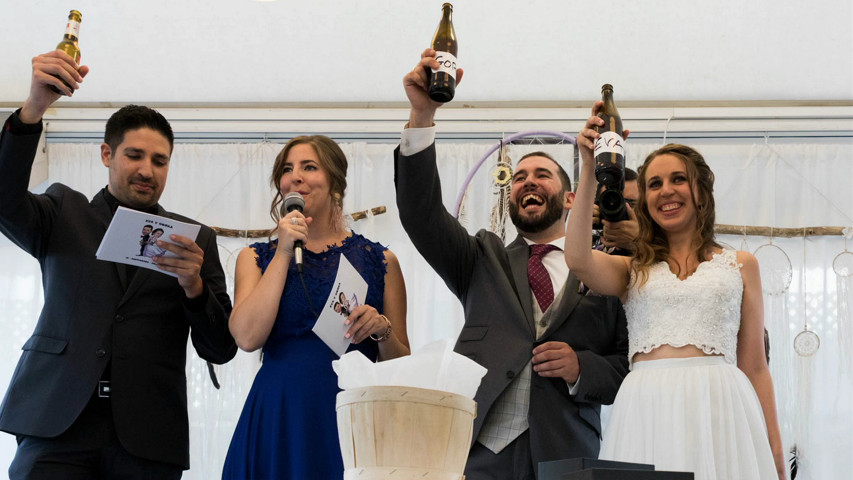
[100,128,171,209]
[508,155,573,235]
[642,153,700,234]
[269,136,348,230]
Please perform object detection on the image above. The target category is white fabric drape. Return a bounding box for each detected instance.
[1,138,851,479]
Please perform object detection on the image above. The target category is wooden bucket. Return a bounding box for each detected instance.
[336,386,477,480]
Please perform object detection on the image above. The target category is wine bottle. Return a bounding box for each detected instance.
[428,3,458,103]
[594,84,628,222]
[51,10,82,95]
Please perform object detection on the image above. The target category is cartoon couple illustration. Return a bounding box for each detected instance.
[138,224,166,258]
[333,291,359,317]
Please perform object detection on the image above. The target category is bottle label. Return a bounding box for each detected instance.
[594,131,625,158]
[432,51,458,80]
[65,20,81,38]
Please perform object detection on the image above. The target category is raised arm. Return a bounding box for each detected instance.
[395,49,479,298]
[736,251,785,479]
[0,51,89,253]
[565,102,631,298]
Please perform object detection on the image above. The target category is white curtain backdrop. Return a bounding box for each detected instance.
[1,137,851,479]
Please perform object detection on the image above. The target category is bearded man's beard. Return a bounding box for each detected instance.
[509,192,564,233]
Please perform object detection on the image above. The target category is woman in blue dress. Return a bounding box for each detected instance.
[222,135,410,479]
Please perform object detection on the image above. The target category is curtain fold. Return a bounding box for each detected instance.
[0,139,850,479]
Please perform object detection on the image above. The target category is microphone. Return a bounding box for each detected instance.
[283,192,305,272]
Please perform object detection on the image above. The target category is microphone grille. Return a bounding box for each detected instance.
[283,192,305,211]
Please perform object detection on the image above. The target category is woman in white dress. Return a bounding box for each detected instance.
[564,102,785,480]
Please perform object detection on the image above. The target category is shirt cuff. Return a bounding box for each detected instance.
[400,126,436,156]
[567,374,581,396]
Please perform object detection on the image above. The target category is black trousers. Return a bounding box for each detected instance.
[8,391,182,480]
[465,430,536,480]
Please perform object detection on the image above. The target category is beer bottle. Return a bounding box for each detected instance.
[428,3,458,103]
[51,10,82,95]
[594,84,628,222]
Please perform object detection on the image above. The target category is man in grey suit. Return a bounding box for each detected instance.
[0,50,236,479]
[395,49,629,480]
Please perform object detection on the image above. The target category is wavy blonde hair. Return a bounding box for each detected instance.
[632,144,719,287]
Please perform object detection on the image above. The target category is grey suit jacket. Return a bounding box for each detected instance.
[0,112,237,469]
[395,143,629,467]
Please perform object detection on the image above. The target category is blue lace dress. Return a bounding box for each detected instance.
[222,233,386,480]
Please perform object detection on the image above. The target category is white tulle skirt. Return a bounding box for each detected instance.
[599,356,778,480]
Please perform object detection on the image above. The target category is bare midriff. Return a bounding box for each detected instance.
[632,344,723,364]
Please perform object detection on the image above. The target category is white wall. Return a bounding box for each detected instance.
[1,0,851,105]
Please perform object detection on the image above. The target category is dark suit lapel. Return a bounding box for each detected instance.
[507,235,535,336]
[118,205,170,307]
[118,268,153,308]
[91,191,130,290]
[541,272,584,339]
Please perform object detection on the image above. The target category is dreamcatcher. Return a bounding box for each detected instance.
[789,233,820,477]
[834,226,853,379]
[754,233,794,380]
[488,141,513,243]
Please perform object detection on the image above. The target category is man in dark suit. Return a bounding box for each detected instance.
[0,50,237,479]
[395,49,629,480]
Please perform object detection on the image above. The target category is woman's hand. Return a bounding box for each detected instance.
[344,305,391,344]
[275,211,310,257]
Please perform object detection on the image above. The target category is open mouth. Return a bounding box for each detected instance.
[660,202,681,213]
[520,193,545,208]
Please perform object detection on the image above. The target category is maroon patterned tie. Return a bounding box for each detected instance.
[528,244,560,312]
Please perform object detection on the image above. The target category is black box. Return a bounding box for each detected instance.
[538,457,693,480]
[539,458,653,480]
[561,469,693,480]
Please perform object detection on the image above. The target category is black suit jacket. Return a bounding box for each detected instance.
[395,143,629,468]
[0,112,237,469]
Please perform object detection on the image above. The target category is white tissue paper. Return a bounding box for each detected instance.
[332,338,487,399]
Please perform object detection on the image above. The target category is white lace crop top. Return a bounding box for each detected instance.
[624,249,743,366]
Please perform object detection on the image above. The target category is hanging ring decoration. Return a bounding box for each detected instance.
[453,130,576,218]
[754,228,793,295]
[794,329,820,357]
[493,164,513,186]
[492,139,513,188]
[834,251,853,278]
[833,226,853,277]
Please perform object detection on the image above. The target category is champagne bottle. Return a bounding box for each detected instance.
[594,84,628,222]
[428,3,458,103]
[51,10,82,95]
